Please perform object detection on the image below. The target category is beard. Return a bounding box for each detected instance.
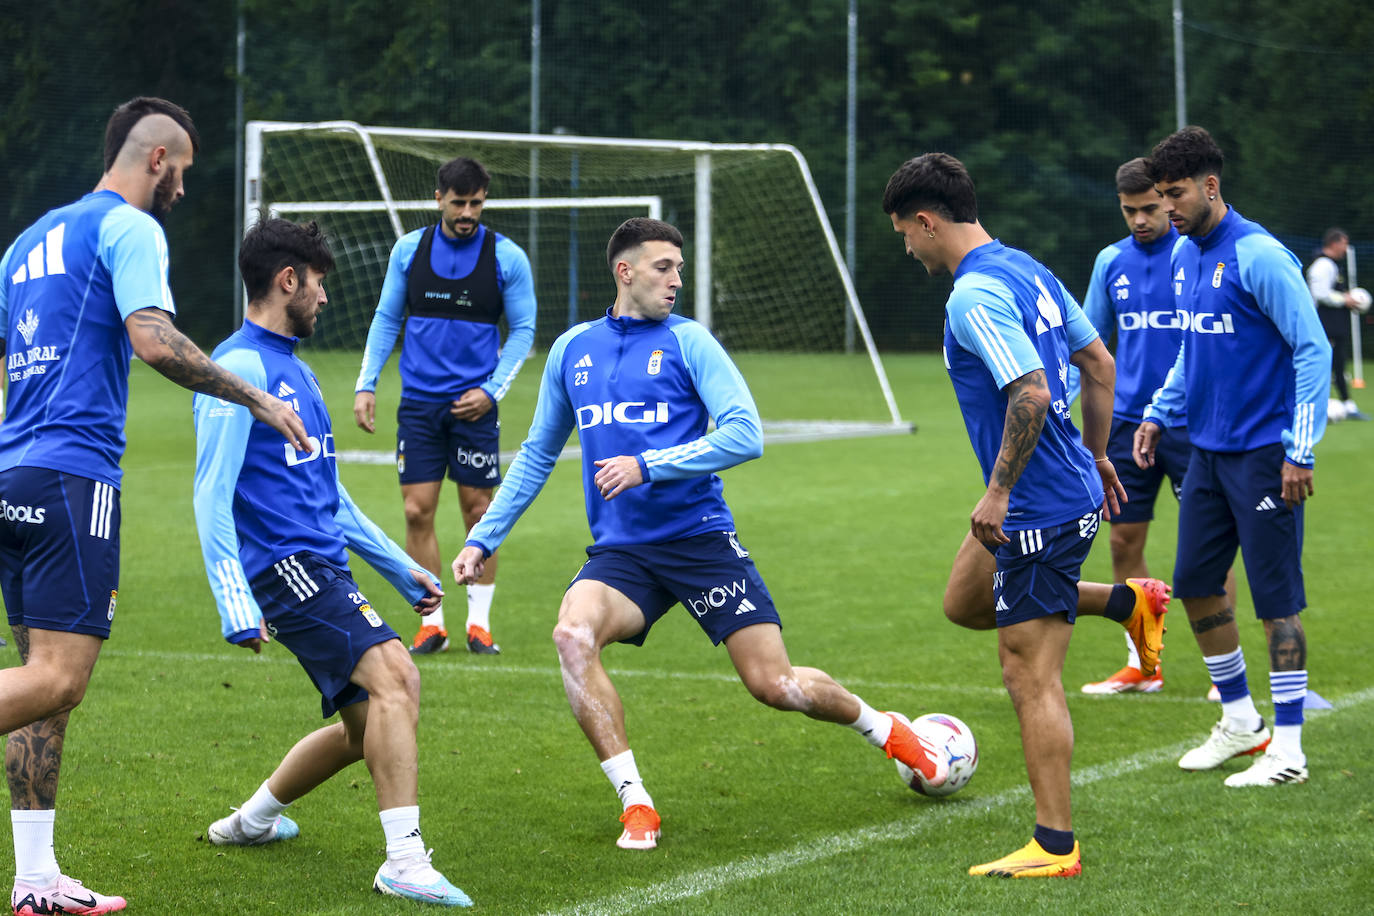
[150,166,180,221]
[283,286,319,339]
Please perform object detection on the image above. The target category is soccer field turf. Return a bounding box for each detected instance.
[13,350,1373,914]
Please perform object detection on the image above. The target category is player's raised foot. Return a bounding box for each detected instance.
[1081,664,1163,694]
[207,809,300,846]
[882,712,949,788]
[1122,577,1170,677]
[616,804,661,850]
[373,849,473,907]
[1223,750,1309,787]
[12,874,126,915]
[410,624,450,655]
[465,624,500,655]
[968,839,1081,878]
[1178,718,1271,771]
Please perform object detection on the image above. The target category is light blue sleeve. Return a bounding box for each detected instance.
[1061,282,1100,352]
[192,347,264,644]
[334,479,438,603]
[465,326,585,556]
[946,275,1043,388]
[1142,337,1187,426]
[1238,234,1331,466]
[1083,244,1121,342]
[641,321,763,481]
[100,206,176,318]
[354,231,421,393]
[482,237,538,402]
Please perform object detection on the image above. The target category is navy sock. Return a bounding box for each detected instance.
[1034,824,1075,856]
[1102,583,1135,623]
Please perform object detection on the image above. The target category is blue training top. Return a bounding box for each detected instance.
[466,309,763,553]
[354,223,537,403]
[944,240,1104,530]
[1082,227,1183,424]
[1144,207,1330,466]
[194,319,436,645]
[0,190,176,488]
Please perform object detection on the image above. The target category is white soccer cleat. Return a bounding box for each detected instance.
[1178,718,1271,771]
[1223,750,1308,787]
[373,849,473,907]
[12,873,126,915]
[207,809,300,846]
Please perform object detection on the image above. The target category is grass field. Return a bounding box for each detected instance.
[13,349,1374,914]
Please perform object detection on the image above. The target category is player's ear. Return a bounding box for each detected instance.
[275,265,297,294]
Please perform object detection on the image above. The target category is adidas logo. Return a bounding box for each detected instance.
[995,595,1010,612]
[277,381,296,398]
[574,354,593,369]
[1113,274,1130,288]
[734,598,757,616]
[1255,496,1279,512]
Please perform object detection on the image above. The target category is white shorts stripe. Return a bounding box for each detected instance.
[273,555,320,602]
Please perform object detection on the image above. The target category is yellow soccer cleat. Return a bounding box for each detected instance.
[1123,578,1170,677]
[969,838,1082,878]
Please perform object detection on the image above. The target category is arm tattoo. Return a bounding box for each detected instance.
[1265,615,1307,671]
[5,625,67,810]
[992,370,1048,490]
[126,310,263,407]
[1189,606,1236,635]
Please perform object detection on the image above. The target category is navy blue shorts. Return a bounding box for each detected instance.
[1173,444,1306,618]
[0,467,120,638]
[571,531,782,646]
[396,397,502,488]
[251,553,400,718]
[985,511,1100,628]
[1109,418,1192,524]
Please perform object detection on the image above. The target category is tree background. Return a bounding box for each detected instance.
[3,0,1371,351]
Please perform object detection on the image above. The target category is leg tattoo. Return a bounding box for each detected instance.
[5,624,68,810]
[1265,616,1307,671]
[1190,606,1236,635]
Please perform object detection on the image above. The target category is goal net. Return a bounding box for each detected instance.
[244,121,908,434]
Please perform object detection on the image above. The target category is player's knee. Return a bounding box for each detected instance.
[402,499,436,529]
[370,653,422,712]
[744,671,807,712]
[1108,529,1143,569]
[45,669,91,714]
[551,618,598,668]
[943,591,995,630]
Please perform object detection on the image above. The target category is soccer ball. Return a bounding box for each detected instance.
[893,712,978,797]
[1352,287,1372,314]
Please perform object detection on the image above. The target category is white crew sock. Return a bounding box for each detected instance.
[600,749,654,810]
[1124,629,1141,670]
[425,602,446,631]
[848,699,893,747]
[239,780,288,835]
[11,810,59,884]
[379,805,425,862]
[466,584,495,632]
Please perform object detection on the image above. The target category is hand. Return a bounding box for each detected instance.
[353,391,377,433]
[235,621,271,654]
[449,389,494,422]
[970,487,1011,547]
[1094,457,1127,520]
[409,568,444,614]
[1132,422,1161,470]
[452,546,486,585]
[251,392,311,454]
[593,455,644,500]
[1280,461,1314,509]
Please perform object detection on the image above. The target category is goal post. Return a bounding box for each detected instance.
[244,120,909,432]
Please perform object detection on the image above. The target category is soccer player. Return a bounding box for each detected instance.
[194,218,470,907]
[451,217,948,851]
[1306,227,1368,420]
[353,157,536,657]
[1135,126,1330,787]
[883,152,1161,878]
[0,96,309,916]
[1078,158,1236,696]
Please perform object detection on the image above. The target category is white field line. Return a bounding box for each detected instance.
[542,684,1374,916]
